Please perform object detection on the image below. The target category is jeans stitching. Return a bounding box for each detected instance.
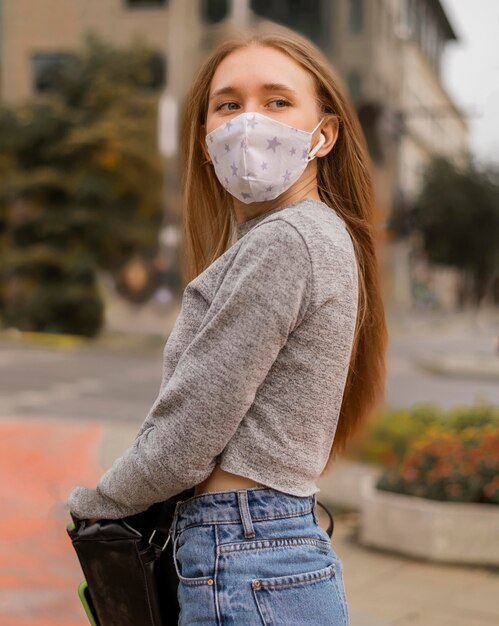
[331,572,349,625]
[177,508,314,532]
[213,524,222,626]
[173,526,215,587]
[252,585,274,626]
[254,564,336,590]
[218,536,331,554]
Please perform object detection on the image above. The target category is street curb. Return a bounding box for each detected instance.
[0,329,167,352]
[415,354,499,381]
[0,329,91,349]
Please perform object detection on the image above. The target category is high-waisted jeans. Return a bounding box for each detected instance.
[168,486,350,625]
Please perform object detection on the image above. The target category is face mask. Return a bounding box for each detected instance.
[205,112,326,203]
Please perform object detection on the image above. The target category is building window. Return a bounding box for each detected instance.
[32,51,167,93]
[125,0,168,8]
[144,52,168,89]
[250,0,331,49]
[200,0,229,23]
[349,0,363,34]
[347,71,362,106]
[32,52,77,93]
[131,51,168,90]
[142,52,167,90]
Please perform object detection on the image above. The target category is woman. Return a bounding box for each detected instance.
[67,23,387,625]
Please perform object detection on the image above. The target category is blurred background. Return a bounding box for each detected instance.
[0,2,498,626]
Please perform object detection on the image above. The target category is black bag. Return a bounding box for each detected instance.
[67,489,334,626]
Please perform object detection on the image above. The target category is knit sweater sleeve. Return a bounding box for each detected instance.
[65,220,312,520]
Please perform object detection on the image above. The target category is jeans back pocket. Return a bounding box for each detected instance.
[251,562,348,626]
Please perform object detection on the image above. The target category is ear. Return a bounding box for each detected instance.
[199,124,212,164]
[316,115,340,158]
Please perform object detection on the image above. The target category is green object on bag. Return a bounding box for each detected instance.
[78,580,100,626]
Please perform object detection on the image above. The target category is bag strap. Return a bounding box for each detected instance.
[148,488,195,551]
[316,499,334,538]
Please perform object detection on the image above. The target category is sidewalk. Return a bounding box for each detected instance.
[317,470,499,626]
[0,417,104,626]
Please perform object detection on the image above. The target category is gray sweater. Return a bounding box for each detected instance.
[66,197,358,519]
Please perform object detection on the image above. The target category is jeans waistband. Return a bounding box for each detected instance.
[169,487,317,538]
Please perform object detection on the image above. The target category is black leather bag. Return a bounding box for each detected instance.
[67,490,334,626]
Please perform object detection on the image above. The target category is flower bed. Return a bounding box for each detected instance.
[324,403,499,512]
[357,415,499,565]
[359,473,499,566]
[376,426,499,504]
[344,401,499,470]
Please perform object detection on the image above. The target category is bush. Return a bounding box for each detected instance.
[346,402,499,467]
[0,35,164,336]
[376,426,499,505]
[1,246,104,336]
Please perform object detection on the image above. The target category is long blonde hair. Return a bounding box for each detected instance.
[179,23,387,472]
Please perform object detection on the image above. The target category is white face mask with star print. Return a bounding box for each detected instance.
[205,112,326,204]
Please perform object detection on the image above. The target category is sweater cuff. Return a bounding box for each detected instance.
[66,486,142,521]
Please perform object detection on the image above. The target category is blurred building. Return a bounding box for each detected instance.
[0,0,468,309]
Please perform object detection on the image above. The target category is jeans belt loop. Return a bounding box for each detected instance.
[237,489,256,539]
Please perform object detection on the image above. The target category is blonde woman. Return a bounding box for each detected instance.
[68,23,387,626]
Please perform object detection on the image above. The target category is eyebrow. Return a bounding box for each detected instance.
[209,83,297,100]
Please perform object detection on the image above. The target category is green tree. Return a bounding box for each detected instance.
[413,156,499,305]
[0,34,164,336]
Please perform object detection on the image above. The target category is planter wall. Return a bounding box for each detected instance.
[359,474,499,566]
[317,459,383,510]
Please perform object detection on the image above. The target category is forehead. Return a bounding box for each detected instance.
[209,44,316,96]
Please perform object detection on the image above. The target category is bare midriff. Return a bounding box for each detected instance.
[194,464,266,496]
[194,466,330,534]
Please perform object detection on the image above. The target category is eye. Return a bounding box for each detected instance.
[216,102,239,112]
[269,99,291,109]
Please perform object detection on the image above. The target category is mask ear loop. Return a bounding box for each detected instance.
[307,132,326,162]
[307,117,326,162]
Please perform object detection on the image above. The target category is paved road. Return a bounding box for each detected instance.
[0,341,163,424]
[2,311,498,424]
[386,310,499,408]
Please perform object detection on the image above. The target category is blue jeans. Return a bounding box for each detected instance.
[169,486,350,625]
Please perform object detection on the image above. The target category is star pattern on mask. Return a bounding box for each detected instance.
[207,114,314,200]
[267,136,281,152]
